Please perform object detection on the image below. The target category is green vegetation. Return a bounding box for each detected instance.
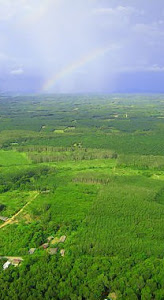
[0,94,164,299]
[0,150,30,166]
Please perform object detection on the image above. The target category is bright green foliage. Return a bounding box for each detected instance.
[0,150,29,166]
[0,95,164,299]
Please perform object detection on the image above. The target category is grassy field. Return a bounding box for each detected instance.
[0,150,30,166]
[0,95,164,299]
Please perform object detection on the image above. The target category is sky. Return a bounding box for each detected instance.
[0,0,164,93]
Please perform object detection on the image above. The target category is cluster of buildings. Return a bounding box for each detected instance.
[2,235,67,271]
[28,235,67,257]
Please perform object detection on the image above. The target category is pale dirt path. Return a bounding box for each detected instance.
[0,191,39,230]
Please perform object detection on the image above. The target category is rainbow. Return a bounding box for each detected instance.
[41,45,117,92]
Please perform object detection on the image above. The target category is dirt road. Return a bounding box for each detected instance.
[0,191,39,230]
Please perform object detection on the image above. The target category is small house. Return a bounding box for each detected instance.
[47,236,54,243]
[3,261,11,270]
[48,248,58,255]
[29,248,36,255]
[60,249,65,257]
[59,235,66,243]
[41,190,50,194]
[11,259,22,267]
[0,216,9,222]
[51,237,60,245]
[42,243,49,249]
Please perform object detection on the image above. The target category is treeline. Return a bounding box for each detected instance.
[17,146,75,153]
[27,149,117,163]
[0,166,53,193]
[28,153,114,163]
[73,177,111,185]
[118,154,164,170]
